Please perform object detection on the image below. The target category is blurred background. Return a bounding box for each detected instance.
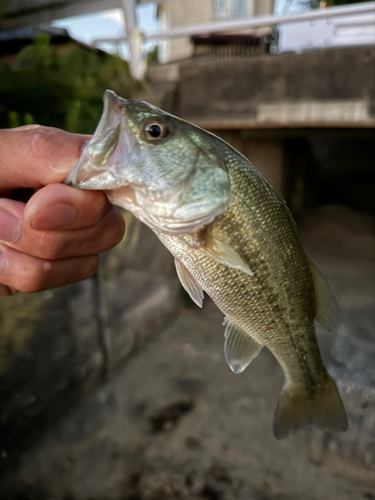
[0,1,374,499]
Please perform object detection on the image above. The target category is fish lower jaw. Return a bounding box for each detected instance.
[146,212,220,237]
[106,188,220,237]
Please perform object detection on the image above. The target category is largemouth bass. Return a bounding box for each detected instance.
[65,90,348,439]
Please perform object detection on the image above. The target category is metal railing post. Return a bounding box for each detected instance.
[120,0,145,80]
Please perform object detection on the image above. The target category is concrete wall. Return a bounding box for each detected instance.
[253,0,275,16]
[243,138,283,194]
[211,130,284,197]
[158,0,275,62]
[158,0,212,62]
[174,47,375,128]
[164,46,375,202]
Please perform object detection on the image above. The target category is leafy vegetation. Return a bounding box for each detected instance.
[0,35,135,133]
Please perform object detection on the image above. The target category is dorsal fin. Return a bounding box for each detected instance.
[309,260,341,333]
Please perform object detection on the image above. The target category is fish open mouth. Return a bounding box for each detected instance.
[64,90,132,190]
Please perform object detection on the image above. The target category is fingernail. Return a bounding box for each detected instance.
[31,203,77,230]
[0,249,5,274]
[0,210,22,243]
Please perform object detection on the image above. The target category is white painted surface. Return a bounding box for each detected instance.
[278,9,375,52]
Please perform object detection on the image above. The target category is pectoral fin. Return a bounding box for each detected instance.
[309,260,341,333]
[175,258,204,308]
[202,236,253,277]
[223,318,262,374]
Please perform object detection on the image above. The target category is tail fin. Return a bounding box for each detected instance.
[273,375,348,440]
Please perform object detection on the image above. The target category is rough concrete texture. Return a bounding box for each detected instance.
[174,47,375,125]
[0,205,374,500]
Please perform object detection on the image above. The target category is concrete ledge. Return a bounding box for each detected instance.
[192,100,375,129]
[175,47,375,129]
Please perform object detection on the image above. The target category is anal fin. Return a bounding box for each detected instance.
[175,258,204,308]
[223,317,262,374]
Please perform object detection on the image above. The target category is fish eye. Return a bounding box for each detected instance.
[144,119,169,141]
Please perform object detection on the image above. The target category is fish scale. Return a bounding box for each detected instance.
[158,155,319,389]
[66,90,348,439]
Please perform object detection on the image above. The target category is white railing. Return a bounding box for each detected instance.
[93,2,375,78]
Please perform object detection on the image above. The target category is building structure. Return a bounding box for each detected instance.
[158,0,275,62]
[146,39,375,218]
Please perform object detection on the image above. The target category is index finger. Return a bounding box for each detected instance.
[0,125,89,190]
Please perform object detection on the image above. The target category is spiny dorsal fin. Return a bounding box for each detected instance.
[202,235,253,277]
[309,260,341,333]
[175,258,204,308]
[223,317,262,374]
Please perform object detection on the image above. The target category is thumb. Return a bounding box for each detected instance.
[0,125,89,190]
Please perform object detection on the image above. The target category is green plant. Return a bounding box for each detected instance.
[147,45,159,65]
[0,35,135,133]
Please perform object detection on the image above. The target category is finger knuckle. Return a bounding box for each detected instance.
[16,261,52,293]
[29,126,61,171]
[37,231,66,260]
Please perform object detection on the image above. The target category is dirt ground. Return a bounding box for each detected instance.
[0,206,374,500]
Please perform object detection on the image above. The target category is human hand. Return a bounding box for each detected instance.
[0,125,125,296]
